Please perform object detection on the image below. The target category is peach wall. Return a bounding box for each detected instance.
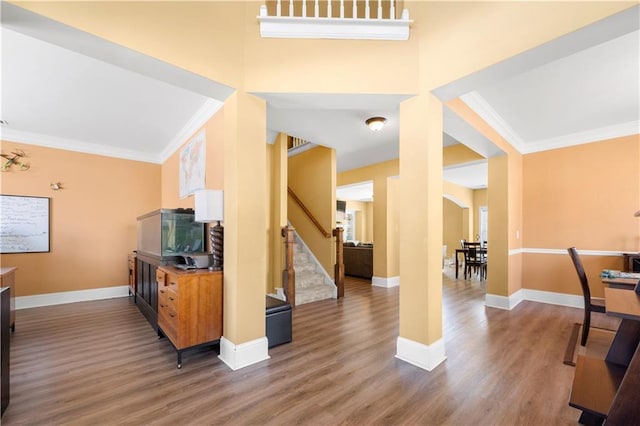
[161,110,225,209]
[443,144,484,167]
[523,136,639,252]
[13,1,247,90]
[521,135,640,295]
[0,140,160,297]
[288,146,336,275]
[443,198,463,258]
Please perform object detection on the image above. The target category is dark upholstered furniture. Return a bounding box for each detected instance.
[266,296,292,348]
[343,245,373,279]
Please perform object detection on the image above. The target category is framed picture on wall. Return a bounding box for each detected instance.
[0,195,50,253]
[179,129,206,199]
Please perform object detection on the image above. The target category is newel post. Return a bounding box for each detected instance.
[282,225,296,307]
[333,227,345,299]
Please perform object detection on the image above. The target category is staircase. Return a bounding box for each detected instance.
[293,241,335,305]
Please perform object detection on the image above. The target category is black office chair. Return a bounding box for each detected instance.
[567,247,606,346]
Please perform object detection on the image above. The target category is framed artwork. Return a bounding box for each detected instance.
[0,195,50,253]
[179,129,206,199]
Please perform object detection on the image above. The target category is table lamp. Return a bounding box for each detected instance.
[195,189,224,270]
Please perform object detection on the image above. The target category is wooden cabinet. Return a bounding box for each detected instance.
[135,253,160,331]
[156,267,223,368]
[0,267,16,332]
[128,253,137,299]
[1,287,9,418]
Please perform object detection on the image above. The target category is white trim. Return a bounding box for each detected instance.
[0,99,224,165]
[1,128,162,164]
[16,285,129,310]
[485,289,523,310]
[372,276,399,288]
[522,289,584,309]
[460,91,526,153]
[395,336,446,371]
[515,248,624,256]
[522,120,640,154]
[258,12,412,41]
[159,99,223,163]
[218,336,270,371]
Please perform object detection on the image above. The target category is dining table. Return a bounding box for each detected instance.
[454,247,487,279]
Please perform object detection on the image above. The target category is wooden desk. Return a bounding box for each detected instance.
[569,288,640,424]
[601,277,638,289]
[0,267,16,332]
[454,248,487,279]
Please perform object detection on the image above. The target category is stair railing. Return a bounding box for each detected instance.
[282,225,296,307]
[333,227,345,299]
[288,187,331,238]
[286,188,345,299]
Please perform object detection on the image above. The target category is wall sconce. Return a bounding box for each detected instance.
[365,116,386,131]
[50,182,63,190]
[634,210,640,217]
[194,189,224,270]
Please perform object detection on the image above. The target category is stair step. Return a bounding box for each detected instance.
[296,283,334,305]
[295,271,325,288]
[294,263,316,274]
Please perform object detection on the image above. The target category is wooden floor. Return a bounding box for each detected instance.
[3,268,619,425]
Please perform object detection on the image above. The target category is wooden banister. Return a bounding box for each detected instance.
[282,225,296,308]
[333,227,344,299]
[287,187,331,239]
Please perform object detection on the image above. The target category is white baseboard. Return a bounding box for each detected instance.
[395,336,446,371]
[486,288,584,310]
[372,276,400,288]
[485,289,524,310]
[16,285,129,309]
[218,336,270,371]
[521,289,584,309]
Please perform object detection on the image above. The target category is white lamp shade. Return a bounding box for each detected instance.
[195,189,224,223]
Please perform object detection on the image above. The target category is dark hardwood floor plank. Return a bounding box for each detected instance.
[4,270,598,424]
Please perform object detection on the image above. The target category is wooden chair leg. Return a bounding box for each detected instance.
[581,311,590,347]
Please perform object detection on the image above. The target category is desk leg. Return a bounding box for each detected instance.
[605,319,640,367]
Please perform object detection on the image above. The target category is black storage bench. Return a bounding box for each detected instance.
[266,296,292,348]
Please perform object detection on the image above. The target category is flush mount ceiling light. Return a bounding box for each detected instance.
[365,117,386,131]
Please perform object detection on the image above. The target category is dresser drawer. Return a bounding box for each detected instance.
[158,286,178,307]
[156,269,166,287]
[158,306,178,343]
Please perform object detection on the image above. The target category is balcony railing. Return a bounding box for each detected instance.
[258,0,412,40]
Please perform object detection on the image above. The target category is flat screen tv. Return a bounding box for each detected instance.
[337,200,346,223]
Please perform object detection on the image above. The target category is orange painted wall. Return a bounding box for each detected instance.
[288,146,336,275]
[523,135,639,251]
[443,198,463,258]
[161,110,225,208]
[0,140,160,297]
[522,135,640,296]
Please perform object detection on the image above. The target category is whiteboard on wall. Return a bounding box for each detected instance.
[0,195,50,253]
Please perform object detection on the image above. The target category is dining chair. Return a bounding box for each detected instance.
[567,247,606,346]
[464,245,487,280]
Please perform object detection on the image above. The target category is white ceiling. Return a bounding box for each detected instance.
[1,4,638,191]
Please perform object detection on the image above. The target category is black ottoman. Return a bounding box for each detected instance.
[266,296,292,348]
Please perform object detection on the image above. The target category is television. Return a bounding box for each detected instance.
[337,200,346,223]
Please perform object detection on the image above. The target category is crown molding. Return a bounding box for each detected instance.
[0,99,224,165]
[522,120,640,154]
[159,99,224,163]
[460,91,526,153]
[461,91,639,155]
[0,128,162,163]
